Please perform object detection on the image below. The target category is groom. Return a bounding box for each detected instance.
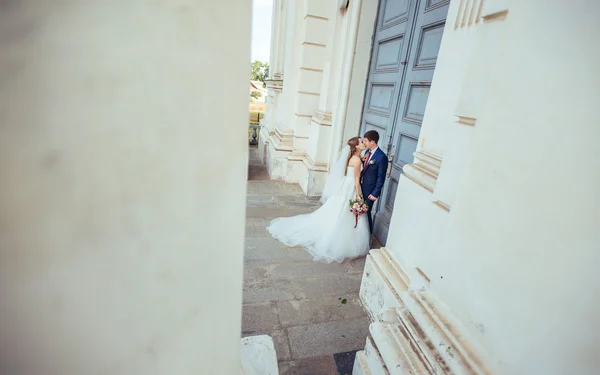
[361,130,389,234]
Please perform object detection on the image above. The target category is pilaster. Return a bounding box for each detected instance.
[259,0,287,164]
[354,248,495,375]
[266,0,335,188]
[266,127,294,180]
[258,77,283,163]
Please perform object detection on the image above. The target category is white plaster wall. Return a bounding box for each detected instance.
[319,7,351,170]
[386,1,600,374]
[0,1,250,374]
[279,1,303,132]
[335,0,379,151]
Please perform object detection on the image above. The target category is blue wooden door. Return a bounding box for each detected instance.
[361,0,450,244]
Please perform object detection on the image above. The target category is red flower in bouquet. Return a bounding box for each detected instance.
[349,198,369,228]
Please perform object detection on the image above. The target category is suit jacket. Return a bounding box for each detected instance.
[361,147,389,199]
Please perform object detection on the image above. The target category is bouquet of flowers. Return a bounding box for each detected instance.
[349,198,369,228]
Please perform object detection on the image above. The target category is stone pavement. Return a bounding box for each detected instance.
[243,146,373,375]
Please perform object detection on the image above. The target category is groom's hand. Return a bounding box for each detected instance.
[368,194,377,201]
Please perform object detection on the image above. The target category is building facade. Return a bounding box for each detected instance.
[262,0,599,374]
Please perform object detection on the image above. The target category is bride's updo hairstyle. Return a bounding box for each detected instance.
[345,136,361,176]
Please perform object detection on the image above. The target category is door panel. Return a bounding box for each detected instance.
[361,0,419,151]
[361,0,450,245]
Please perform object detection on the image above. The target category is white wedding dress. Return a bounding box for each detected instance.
[267,147,370,263]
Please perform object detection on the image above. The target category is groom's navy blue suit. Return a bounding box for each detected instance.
[361,147,389,234]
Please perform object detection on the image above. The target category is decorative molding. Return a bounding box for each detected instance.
[401,291,494,374]
[359,248,410,322]
[425,0,451,12]
[363,336,388,374]
[299,67,324,73]
[302,41,326,48]
[265,78,283,91]
[402,150,443,193]
[304,14,329,21]
[258,119,275,137]
[433,200,451,212]
[298,90,320,96]
[352,350,373,375]
[269,128,293,152]
[482,9,508,22]
[454,0,484,29]
[312,110,333,127]
[287,151,329,172]
[357,249,495,375]
[455,115,477,126]
[371,249,411,295]
[480,0,509,22]
[370,321,432,374]
[415,267,431,284]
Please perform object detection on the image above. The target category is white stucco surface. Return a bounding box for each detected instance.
[385,1,600,373]
[0,1,250,374]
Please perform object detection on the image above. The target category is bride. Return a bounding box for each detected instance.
[267,136,370,263]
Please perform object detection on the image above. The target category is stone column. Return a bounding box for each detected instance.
[259,0,287,164]
[301,4,347,196]
[0,1,253,374]
[296,0,378,196]
[266,0,334,184]
[266,0,302,179]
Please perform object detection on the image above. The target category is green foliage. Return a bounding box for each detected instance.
[249,112,262,124]
[250,60,269,84]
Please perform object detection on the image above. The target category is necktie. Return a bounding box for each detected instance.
[363,151,372,169]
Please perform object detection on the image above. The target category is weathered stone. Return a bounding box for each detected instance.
[277,295,366,327]
[278,355,339,375]
[246,196,279,208]
[276,195,322,208]
[287,247,314,262]
[244,225,270,237]
[243,263,272,284]
[244,239,292,264]
[243,150,371,371]
[287,317,371,359]
[242,329,292,361]
[246,206,315,218]
[344,256,367,272]
[272,329,292,361]
[270,261,354,279]
[242,302,280,332]
[246,217,269,227]
[279,184,305,195]
[289,277,338,299]
[330,273,364,295]
[245,236,289,250]
[243,280,296,303]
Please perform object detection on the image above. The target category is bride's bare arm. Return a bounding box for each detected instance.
[351,156,362,200]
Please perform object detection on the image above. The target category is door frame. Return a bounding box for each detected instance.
[358,0,449,244]
[358,0,422,233]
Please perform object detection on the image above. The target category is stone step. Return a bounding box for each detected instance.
[240,335,279,375]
